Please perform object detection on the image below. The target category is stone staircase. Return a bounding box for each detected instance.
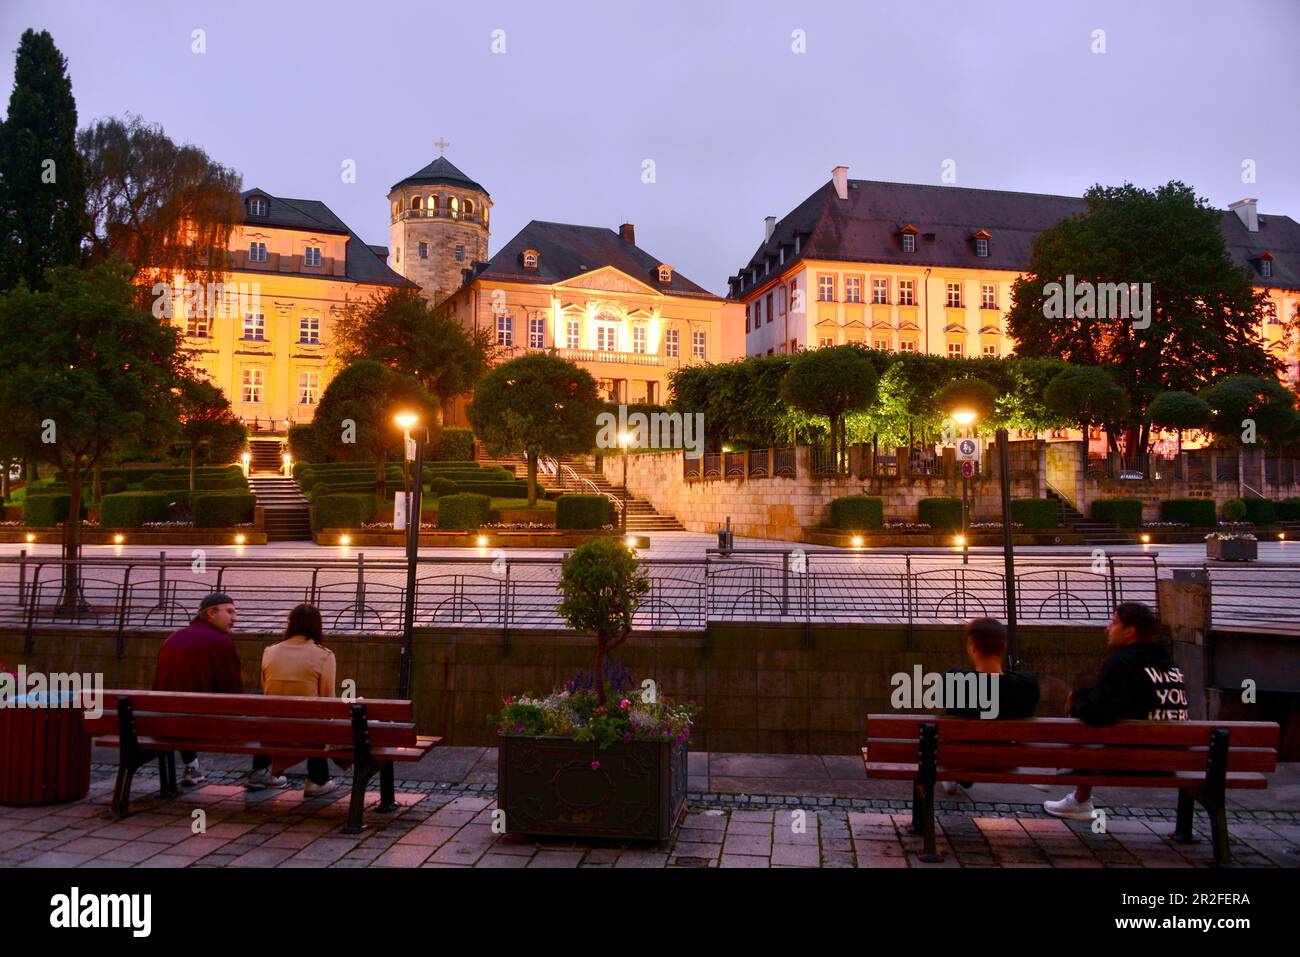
[248,438,285,473]
[248,475,312,542]
[555,457,683,532]
[1045,487,1137,545]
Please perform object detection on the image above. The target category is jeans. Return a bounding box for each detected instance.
[251,754,331,785]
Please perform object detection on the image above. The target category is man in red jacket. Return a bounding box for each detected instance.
[153,592,244,787]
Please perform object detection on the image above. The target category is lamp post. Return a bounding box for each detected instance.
[618,430,631,534]
[996,427,1019,668]
[951,409,977,566]
[394,413,418,532]
[394,412,424,699]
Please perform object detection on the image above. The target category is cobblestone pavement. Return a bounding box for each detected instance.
[1,765,1296,869]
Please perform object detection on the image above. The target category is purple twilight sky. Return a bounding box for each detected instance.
[3,0,1298,295]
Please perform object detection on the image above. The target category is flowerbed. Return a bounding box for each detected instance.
[495,677,695,751]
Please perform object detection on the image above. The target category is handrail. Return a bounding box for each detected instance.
[542,456,623,516]
[1241,482,1266,500]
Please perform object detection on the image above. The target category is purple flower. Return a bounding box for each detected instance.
[591,760,601,771]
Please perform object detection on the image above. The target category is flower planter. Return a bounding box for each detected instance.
[1206,538,1257,561]
[497,735,687,842]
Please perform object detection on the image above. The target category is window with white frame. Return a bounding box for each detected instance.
[632,325,647,354]
[818,335,834,348]
[665,328,680,357]
[975,238,989,257]
[249,197,267,217]
[981,283,997,309]
[299,316,320,344]
[818,275,835,301]
[298,371,319,405]
[249,242,267,263]
[1261,258,1272,277]
[754,299,763,326]
[947,341,964,358]
[529,316,545,349]
[946,282,963,308]
[745,306,751,333]
[902,233,916,253]
[596,324,617,352]
[496,314,513,347]
[187,316,210,339]
[779,284,787,315]
[982,343,998,358]
[899,340,917,352]
[304,246,322,267]
[243,313,266,340]
[242,368,263,403]
[872,278,889,305]
[692,331,706,359]
[873,339,890,351]
[898,279,915,306]
[566,319,580,350]
[845,276,862,303]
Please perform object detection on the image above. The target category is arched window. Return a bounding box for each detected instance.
[410,195,421,210]
[464,199,475,219]
[391,201,399,218]
[428,195,438,213]
[449,197,459,220]
[522,248,539,270]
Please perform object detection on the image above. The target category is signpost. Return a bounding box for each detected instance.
[956,439,979,565]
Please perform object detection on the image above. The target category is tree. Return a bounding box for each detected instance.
[556,537,650,708]
[177,379,247,490]
[779,346,879,470]
[0,263,190,604]
[79,115,242,290]
[1007,181,1277,451]
[1147,391,1212,454]
[332,287,493,435]
[1200,375,1296,447]
[935,378,999,433]
[1042,366,1130,435]
[0,29,87,291]
[308,360,436,499]
[468,353,602,505]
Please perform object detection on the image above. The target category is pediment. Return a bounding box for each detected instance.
[557,266,661,296]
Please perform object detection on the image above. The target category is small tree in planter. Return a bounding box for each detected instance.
[557,537,649,705]
[1206,498,1257,561]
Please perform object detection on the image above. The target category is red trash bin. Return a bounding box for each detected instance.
[0,693,91,805]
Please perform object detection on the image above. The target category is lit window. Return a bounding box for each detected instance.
[658,265,672,283]
[298,371,319,405]
[818,336,834,348]
[845,277,862,303]
[529,316,545,349]
[981,283,997,309]
[241,368,263,403]
[982,344,998,358]
[899,340,917,352]
[1266,303,1280,324]
[304,246,322,267]
[898,279,915,306]
[418,242,428,260]
[496,314,513,347]
[299,316,320,344]
[872,278,889,305]
[632,326,647,354]
[566,319,580,350]
[187,316,210,339]
[665,329,680,358]
[948,342,964,358]
[427,195,438,212]
[596,325,617,352]
[902,233,916,253]
[455,245,464,263]
[873,339,890,351]
[946,282,962,308]
[522,249,539,269]
[692,330,706,359]
[243,313,266,341]
[449,197,459,220]
[975,237,989,257]
[249,242,267,263]
[249,197,267,217]
[818,275,835,301]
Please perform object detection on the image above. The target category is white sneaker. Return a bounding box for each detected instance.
[1043,792,1095,821]
[304,778,338,797]
[245,768,289,791]
[181,762,206,788]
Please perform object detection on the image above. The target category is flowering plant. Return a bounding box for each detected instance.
[1205,531,1256,542]
[494,679,695,750]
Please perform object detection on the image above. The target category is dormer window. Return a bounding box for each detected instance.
[899,224,918,253]
[657,265,673,283]
[1259,253,1273,278]
[248,196,268,217]
[522,248,539,270]
[304,246,322,267]
[975,238,989,257]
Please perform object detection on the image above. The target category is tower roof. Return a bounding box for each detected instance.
[390,156,489,196]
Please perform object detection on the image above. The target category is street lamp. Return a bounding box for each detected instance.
[241,452,251,477]
[394,412,419,533]
[393,412,426,699]
[996,427,1019,668]
[949,408,977,565]
[618,430,632,534]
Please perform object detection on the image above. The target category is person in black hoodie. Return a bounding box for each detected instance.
[1044,601,1188,821]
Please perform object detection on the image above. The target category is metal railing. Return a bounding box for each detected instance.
[541,457,622,519]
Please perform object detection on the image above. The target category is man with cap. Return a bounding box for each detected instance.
[153,592,244,787]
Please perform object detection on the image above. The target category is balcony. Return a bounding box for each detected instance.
[391,207,486,227]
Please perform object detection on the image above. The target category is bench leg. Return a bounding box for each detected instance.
[343,765,371,835]
[111,760,135,819]
[377,762,397,813]
[916,785,940,863]
[909,781,923,835]
[1200,794,1231,868]
[158,752,178,798]
[1172,789,1198,844]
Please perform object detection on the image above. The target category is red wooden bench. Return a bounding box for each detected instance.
[863,715,1279,866]
[86,690,440,833]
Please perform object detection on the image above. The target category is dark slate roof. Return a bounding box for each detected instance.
[469,220,721,300]
[390,156,488,196]
[367,244,389,261]
[239,189,414,288]
[730,179,1300,296]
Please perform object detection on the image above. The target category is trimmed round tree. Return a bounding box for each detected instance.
[1147,391,1212,453]
[177,378,247,490]
[556,537,650,707]
[1200,375,1297,447]
[468,353,602,506]
[935,377,998,435]
[1043,366,1130,435]
[779,346,879,471]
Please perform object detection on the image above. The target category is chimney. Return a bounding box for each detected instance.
[619,223,636,245]
[764,216,776,242]
[831,165,849,200]
[1229,198,1259,233]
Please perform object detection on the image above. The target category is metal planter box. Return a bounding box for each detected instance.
[1206,538,1257,561]
[497,735,687,842]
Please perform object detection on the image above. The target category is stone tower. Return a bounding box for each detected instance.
[387,154,491,305]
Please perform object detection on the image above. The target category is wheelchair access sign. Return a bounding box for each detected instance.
[956,438,980,462]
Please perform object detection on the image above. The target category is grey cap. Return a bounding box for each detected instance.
[198,592,234,614]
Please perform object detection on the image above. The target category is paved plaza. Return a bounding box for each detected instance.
[1,748,1295,869]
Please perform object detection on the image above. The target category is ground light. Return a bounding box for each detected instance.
[339,534,351,546]
[25,533,34,543]
[476,535,488,547]
[850,535,863,548]
[1280,532,1287,541]
[953,534,966,547]
[112,534,124,544]
[1141,533,1151,543]
[234,533,246,545]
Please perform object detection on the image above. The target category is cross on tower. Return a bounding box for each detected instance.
[434,137,449,156]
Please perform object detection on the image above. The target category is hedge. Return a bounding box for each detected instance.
[100,492,171,528]
[140,473,192,491]
[556,495,611,530]
[1091,498,1143,529]
[918,498,963,531]
[1277,498,1300,521]
[431,428,475,462]
[1160,498,1217,527]
[1010,498,1059,529]
[312,493,378,531]
[192,492,256,528]
[23,494,71,526]
[437,493,491,530]
[452,481,529,498]
[429,477,458,498]
[425,460,479,472]
[828,496,884,530]
[105,477,128,495]
[1241,498,1276,525]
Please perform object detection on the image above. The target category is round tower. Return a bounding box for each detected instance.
[387,153,491,305]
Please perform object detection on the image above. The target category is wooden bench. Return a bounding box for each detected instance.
[85,690,441,833]
[862,715,1279,866]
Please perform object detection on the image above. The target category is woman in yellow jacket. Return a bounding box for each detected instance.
[246,604,341,796]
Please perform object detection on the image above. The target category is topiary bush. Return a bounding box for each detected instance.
[23,493,70,526]
[431,428,476,462]
[429,477,458,498]
[556,495,612,530]
[437,493,491,530]
[1221,498,1248,523]
[1010,498,1059,528]
[105,477,128,495]
[1242,498,1276,525]
[191,492,256,527]
[1160,498,1217,527]
[918,498,963,531]
[828,496,884,530]
[1091,498,1143,529]
[1276,498,1300,521]
[312,493,378,531]
[99,491,171,528]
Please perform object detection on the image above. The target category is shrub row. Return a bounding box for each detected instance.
[1278,498,1300,521]
[1091,498,1143,529]
[1159,498,1217,527]
[191,492,255,527]
[918,498,963,531]
[100,492,171,527]
[437,493,491,530]
[556,495,611,530]
[828,496,883,530]
[312,494,378,531]
[1009,498,1059,529]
